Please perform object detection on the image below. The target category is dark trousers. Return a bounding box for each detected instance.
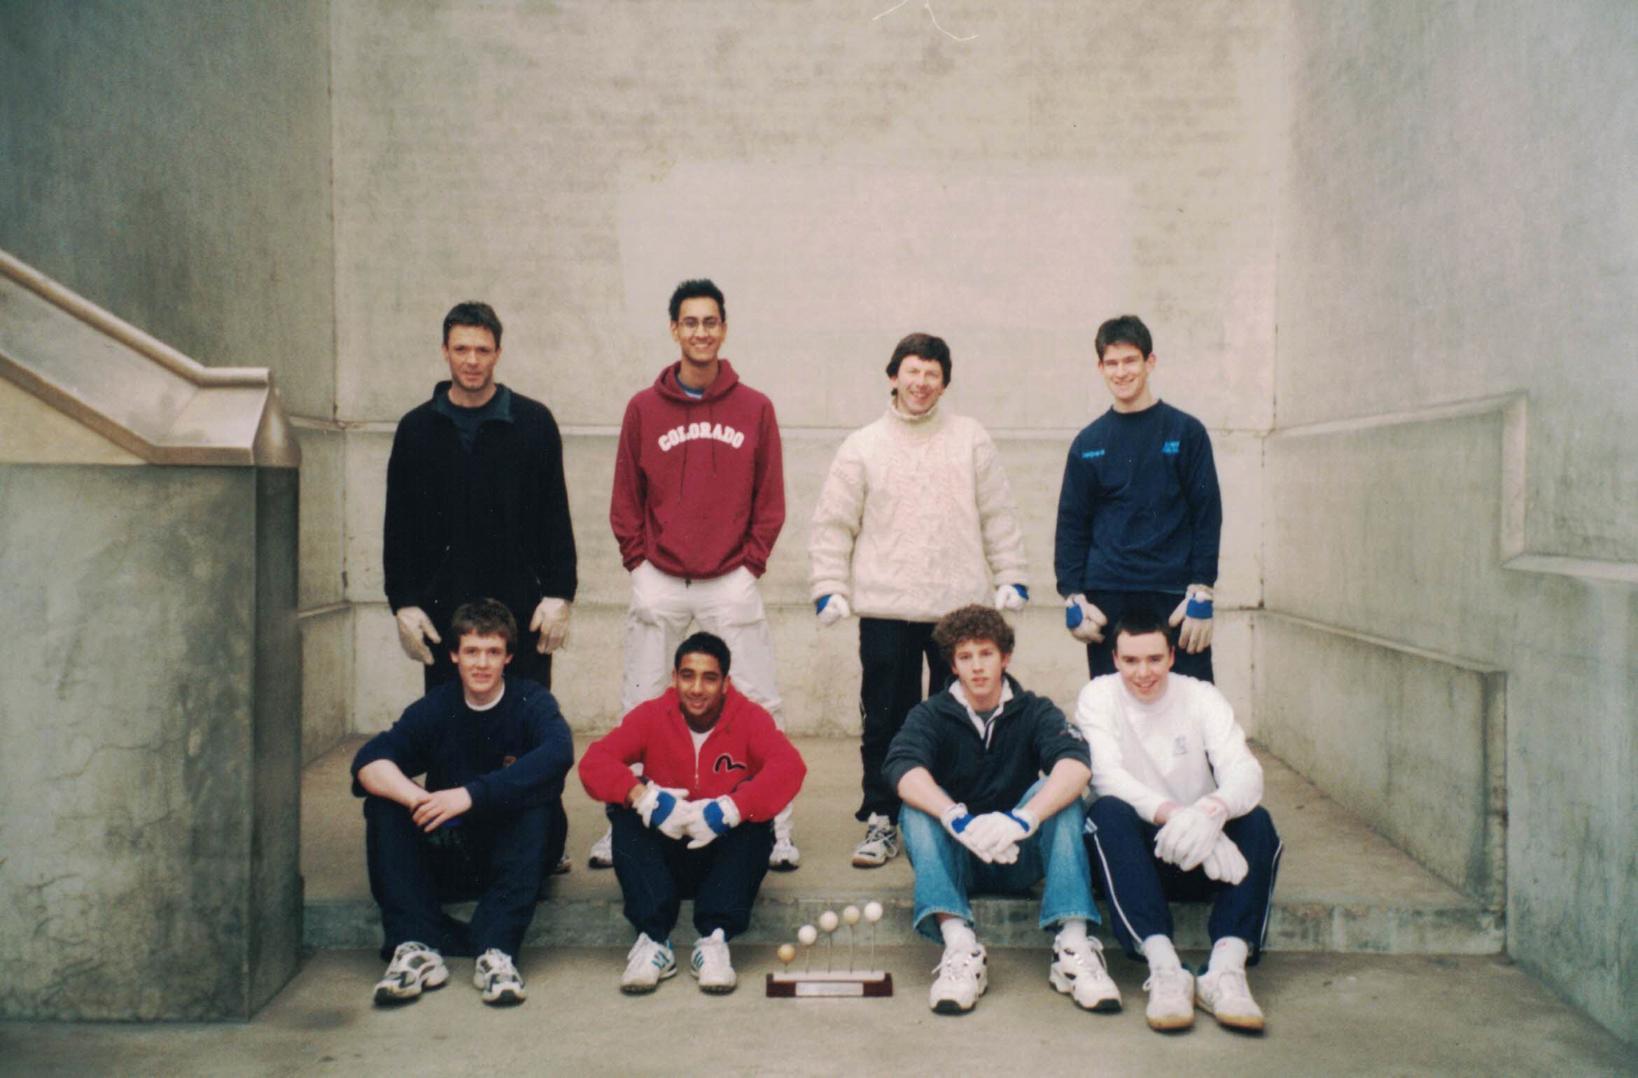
[1084,796,1282,964]
[425,649,552,693]
[609,805,774,941]
[857,617,952,823]
[364,795,565,960]
[1083,589,1213,683]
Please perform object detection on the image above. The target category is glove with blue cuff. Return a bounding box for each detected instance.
[1168,584,1214,654]
[634,782,698,841]
[815,594,852,627]
[941,802,995,863]
[1064,594,1108,643]
[961,808,1039,865]
[685,795,742,849]
[994,584,1029,612]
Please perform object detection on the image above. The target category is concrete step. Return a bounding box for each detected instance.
[302,738,1502,954]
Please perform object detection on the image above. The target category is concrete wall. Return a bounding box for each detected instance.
[0,0,350,763]
[0,465,301,1019]
[1266,1,1637,1041]
[330,0,1282,735]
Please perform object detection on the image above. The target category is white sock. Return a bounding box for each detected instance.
[1209,937,1248,974]
[1054,919,1089,950]
[939,919,979,953]
[1141,934,1181,972]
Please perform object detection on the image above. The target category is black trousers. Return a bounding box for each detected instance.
[364,795,566,960]
[1083,589,1213,683]
[856,617,953,823]
[609,805,774,941]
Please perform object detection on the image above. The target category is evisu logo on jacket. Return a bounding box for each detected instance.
[713,752,749,774]
[657,421,746,452]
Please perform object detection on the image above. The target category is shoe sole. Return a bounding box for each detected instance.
[482,986,526,1006]
[588,857,614,870]
[1146,1012,1195,1032]
[850,853,896,868]
[768,860,800,873]
[620,966,677,994]
[1049,967,1122,1013]
[373,968,448,1006]
[931,998,977,1015]
[1199,1002,1265,1033]
[696,980,737,994]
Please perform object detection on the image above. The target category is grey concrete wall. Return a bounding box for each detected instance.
[1268,2,1637,1041]
[0,465,301,1019]
[0,0,351,763]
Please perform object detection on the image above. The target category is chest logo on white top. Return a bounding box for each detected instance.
[1172,735,1189,757]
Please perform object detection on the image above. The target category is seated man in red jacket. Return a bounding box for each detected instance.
[579,631,806,995]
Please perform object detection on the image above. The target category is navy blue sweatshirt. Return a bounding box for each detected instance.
[351,677,574,817]
[1053,401,1221,596]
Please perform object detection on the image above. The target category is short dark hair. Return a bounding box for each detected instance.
[443,301,503,347]
[674,630,731,677]
[669,279,726,323]
[1094,315,1152,361]
[932,604,1015,664]
[886,332,952,385]
[449,598,517,653]
[1110,608,1175,652]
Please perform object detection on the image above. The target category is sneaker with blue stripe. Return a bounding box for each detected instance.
[621,933,677,994]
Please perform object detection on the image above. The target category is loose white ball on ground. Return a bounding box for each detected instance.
[842,905,861,926]
[797,924,818,946]
[777,943,796,964]
[863,900,883,923]
[818,910,839,933]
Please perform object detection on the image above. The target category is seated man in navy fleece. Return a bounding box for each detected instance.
[352,598,573,1008]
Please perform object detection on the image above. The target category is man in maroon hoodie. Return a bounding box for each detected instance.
[579,632,806,995]
[588,279,800,871]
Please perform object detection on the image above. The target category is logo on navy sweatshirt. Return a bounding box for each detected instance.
[713,753,748,774]
[658,422,746,452]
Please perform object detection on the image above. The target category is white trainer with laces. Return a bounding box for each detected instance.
[473,948,526,1006]
[1049,938,1123,1013]
[690,929,738,993]
[929,943,988,1015]
[588,827,614,869]
[373,941,449,1005]
[769,834,801,872]
[1197,966,1266,1032]
[851,814,900,868]
[1144,966,1196,1031]
[620,933,677,994]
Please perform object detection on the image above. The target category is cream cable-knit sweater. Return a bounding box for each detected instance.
[808,400,1028,621]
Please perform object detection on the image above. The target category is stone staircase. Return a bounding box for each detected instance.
[302,736,1502,954]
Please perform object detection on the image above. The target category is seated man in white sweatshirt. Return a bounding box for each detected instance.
[1073,609,1283,1033]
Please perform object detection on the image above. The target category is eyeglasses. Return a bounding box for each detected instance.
[677,317,722,332]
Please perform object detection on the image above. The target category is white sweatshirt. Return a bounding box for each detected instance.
[808,400,1028,621]
[1072,672,1262,823]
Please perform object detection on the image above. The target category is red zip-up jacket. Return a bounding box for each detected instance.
[609,360,785,579]
[578,684,806,822]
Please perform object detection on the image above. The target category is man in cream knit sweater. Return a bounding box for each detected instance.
[809,332,1029,868]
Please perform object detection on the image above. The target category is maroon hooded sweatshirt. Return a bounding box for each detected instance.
[610,359,785,579]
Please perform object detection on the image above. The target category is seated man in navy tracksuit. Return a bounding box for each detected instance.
[352,598,572,1008]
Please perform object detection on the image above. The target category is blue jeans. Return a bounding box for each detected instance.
[900,779,1099,942]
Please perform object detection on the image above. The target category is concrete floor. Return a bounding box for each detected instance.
[3,948,1632,1076]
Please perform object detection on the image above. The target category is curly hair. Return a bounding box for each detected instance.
[932,604,1015,663]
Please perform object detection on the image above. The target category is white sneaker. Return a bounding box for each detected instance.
[1049,938,1122,1013]
[690,929,737,994]
[588,827,614,869]
[929,943,988,1015]
[373,941,448,1005]
[473,948,526,1006]
[769,835,801,872]
[1197,966,1265,1032]
[1143,966,1196,1032]
[851,814,899,868]
[620,933,677,994]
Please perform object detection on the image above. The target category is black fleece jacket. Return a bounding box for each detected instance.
[384,382,577,640]
[881,675,1090,814]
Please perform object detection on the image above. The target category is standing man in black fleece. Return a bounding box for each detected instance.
[353,600,573,1008]
[385,301,577,691]
[1054,314,1222,683]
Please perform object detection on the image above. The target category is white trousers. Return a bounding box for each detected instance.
[622,562,792,838]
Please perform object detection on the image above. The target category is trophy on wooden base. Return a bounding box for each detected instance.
[766,900,893,998]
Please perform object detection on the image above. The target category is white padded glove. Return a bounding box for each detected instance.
[530,597,571,654]
[940,803,993,862]
[685,796,742,849]
[1155,796,1228,871]
[1168,584,1214,654]
[815,594,852,627]
[1201,833,1249,884]
[634,783,696,840]
[394,606,441,665]
[962,808,1038,865]
[994,584,1028,612]
[1064,594,1108,643]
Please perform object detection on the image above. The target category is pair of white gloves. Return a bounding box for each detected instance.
[815,584,1028,627]
[939,803,1040,865]
[1154,795,1248,884]
[1063,584,1215,653]
[395,598,572,665]
[633,783,741,850]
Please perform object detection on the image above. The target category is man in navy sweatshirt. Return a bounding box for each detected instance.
[1053,314,1223,683]
[352,599,573,1008]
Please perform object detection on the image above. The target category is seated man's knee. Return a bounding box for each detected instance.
[1087,795,1139,829]
[1227,805,1279,851]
